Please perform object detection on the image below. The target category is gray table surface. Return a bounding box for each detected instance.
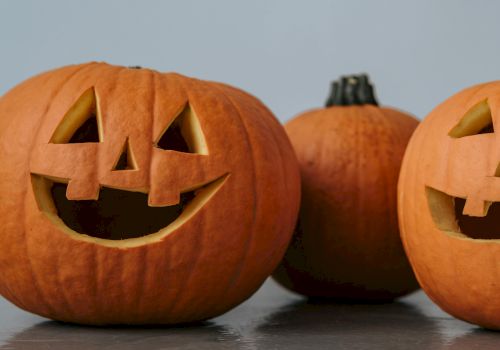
[0,278,498,349]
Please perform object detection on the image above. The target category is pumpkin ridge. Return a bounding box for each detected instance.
[243,91,298,270]
[23,63,99,318]
[199,82,258,315]
[50,64,116,321]
[371,107,398,239]
[0,70,59,312]
[88,64,124,319]
[131,70,156,317]
[157,74,211,319]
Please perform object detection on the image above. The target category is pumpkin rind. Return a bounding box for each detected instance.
[0,62,300,324]
[273,84,419,299]
[398,81,500,329]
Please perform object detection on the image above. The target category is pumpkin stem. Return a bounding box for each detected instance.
[128,66,142,69]
[325,74,378,107]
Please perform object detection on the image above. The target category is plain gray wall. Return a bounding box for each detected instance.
[1,0,499,122]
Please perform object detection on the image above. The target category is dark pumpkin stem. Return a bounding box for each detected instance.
[325,74,378,107]
[128,66,142,69]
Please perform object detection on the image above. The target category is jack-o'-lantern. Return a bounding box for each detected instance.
[399,81,500,329]
[0,62,300,325]
[273,75,419,300]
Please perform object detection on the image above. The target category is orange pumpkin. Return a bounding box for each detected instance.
[399,81,500,329]
[0,62,300,325]
[273,75,419,300]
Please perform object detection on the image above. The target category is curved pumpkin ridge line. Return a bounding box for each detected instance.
[381,109,401,236]
[103,65,144,321]
[193,82,258,319]
[371,107,399,243]
[158,74,208,320]
[1,73,59,312]
[51,64,119,321]
[410,112,440,297]
[132,247,148,320]
[0,72,59,311]
[132,69,157,319]
[57,63,124,322]
[375,108,418,280]
[143,71,189,315]
[288,109,326,277]
[243,93,295,276]
[22,63,99,318]
[89,64,128,320]
[309,111,329,275]
[353,107,364,246]
[397,112,421,283]
[366,107,391,255]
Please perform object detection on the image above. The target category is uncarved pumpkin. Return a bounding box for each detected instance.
[398,81,500,329]
[0,62,301,325]
[273,75,419,300]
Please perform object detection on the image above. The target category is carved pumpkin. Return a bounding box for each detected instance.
[273,75,419,300]
[399,81,500,329]
[0,62,300,325]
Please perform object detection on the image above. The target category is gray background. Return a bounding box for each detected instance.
[1,0,500,122]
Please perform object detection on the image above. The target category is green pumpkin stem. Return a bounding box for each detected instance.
[325,74,378,107]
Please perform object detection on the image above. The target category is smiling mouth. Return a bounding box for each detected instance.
[426,186,500,239]
[31,174,227,241]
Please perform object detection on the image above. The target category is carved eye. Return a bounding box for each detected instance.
[155,103,208,154]
[448,99,494,138]
[50,87,103,144]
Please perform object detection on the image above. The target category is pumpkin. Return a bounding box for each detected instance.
[273,75,419,300]
[0,62,301,325]
[398,81,500,329]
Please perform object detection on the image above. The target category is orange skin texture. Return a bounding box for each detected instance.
[273,105,419,300]
[399,82,500,329]
[0,62,300,325]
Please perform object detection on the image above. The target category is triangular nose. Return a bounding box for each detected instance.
[112,138,137,171]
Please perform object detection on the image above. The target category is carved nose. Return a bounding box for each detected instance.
[112,138,137,171]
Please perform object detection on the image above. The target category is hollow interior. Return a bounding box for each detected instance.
[50,87,103,144]
[155,104,208,154]
[31,174,229,246]
[454,198,500,239]
[50,182,196,240]
[69,116,99,143]
[448,99,493,138]
[113,138,137,171]
[426,186,500,239]
[157,120,190,152]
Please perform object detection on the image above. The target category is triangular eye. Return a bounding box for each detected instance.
[112,138,137,171]
[155,103,208,154]
[449,99,494,138]
[50,87,102,144]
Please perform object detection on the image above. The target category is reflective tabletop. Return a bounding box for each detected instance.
[0,279,498,349]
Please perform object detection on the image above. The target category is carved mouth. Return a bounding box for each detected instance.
[31,174,228,242]
[426,186,500,239]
